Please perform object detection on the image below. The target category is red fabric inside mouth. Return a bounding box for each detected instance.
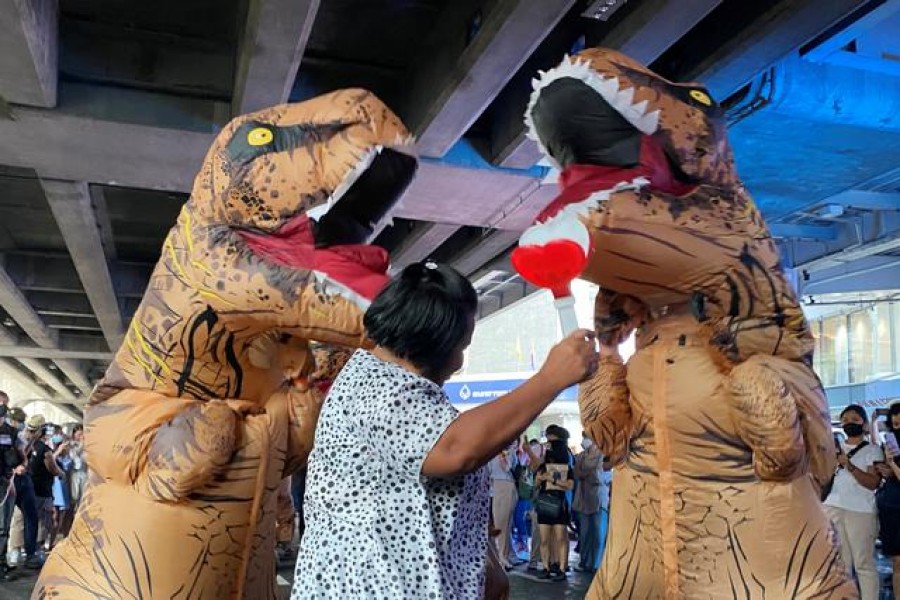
[536,135,697,222]
[237,214,390,300]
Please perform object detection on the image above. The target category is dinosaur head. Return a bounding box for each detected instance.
[190,88,417,247]
[525,48,734,188]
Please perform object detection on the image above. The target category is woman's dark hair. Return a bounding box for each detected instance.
[840,404,868,423]
[545,439,569,465]
[888,402,900,433]
[364,261,477,374]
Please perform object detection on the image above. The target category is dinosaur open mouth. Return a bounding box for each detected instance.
[515,56,689,265]
[237,146,416,301]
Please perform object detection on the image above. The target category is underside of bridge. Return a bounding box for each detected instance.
[1,0,899,417]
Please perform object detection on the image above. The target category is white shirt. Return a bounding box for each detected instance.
[293,351,490,600]
[824,441,884,514]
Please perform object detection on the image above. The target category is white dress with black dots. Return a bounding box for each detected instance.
[292,350,490,599]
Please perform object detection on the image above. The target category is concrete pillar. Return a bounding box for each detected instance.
[0,0,58,107]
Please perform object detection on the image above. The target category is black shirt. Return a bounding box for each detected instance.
[0,422,20,479]
[28,439,54,497]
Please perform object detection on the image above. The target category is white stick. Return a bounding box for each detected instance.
[554,295,579,336]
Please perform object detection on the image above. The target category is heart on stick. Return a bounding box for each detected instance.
[511,239,588,298]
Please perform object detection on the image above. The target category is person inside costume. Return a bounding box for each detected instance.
[516,47,857,599]
[291,261,597,599]
[34,88,420,600]
[824,405,884,600]
[875,402,900,597]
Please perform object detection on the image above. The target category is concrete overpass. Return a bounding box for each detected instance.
[1,0,899,417]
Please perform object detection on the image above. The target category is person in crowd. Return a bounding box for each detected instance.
[522,438,545,572]
[511,438,537,557]
[1,402,23,580]
[24,416,64,554]
[5,408,42,569]
[68,425,88,515]
[291,466,307,546]
[573,432,603,573]
[533,428,574,581]
[823,404,884,600]
[488,440,519,569]
[875,402,900,597]
[292,261,597,599]
[275,477,296,565]
[51,432,74,541]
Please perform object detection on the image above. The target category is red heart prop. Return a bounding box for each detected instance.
[511,239,588,298]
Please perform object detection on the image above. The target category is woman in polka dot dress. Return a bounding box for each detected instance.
[292,261,598,599]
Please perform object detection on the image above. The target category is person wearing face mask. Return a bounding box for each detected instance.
[51,432,74,542]
[488,440,520,570]
[533,428,575,582]
[5,411,43,570]
[823,404,884,600]
[292,262,598,600]
[521,438,546,572]
[68,425,88,516]
[573,433,603,574]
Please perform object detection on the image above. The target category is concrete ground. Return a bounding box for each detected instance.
[0,551,892,599]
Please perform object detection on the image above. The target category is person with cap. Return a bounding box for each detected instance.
[23,415,64,554]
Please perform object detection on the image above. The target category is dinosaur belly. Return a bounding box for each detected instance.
[587,318,855,599]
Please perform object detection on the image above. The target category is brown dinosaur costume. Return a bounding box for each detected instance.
[515,49,856,599]
[33,89,418,599]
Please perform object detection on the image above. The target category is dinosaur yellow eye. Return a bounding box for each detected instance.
[689,90,712,106]
[247,127,274,146]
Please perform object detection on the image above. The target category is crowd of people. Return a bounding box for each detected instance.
[488,426,611,583]
[0,392,88,580]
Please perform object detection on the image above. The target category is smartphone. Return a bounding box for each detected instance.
[885,431,900,455]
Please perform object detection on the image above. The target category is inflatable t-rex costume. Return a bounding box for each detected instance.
[516,49,856,599]
[34,89,417,599]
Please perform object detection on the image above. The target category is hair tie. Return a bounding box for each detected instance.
[424,260,438,270]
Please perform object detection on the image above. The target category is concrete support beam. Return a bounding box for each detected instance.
[232,0,320,115]
[600,0,722,65]
[796,233,900,274]
[769,223,837,240]
[689,0,867,99]
[89,186,117,261]
[0,264,58,348]
[17,357,75,402]
[450,230,520,277]
[0,359,47,399]
[0,107,215,192]
[824,190,900,211]
[42,180,125,350]
[390,223,461,272]
[491,0,718,168]
[804,0,900,62]
[0,0,58,107]
[3,252,151,298]
[53,359,92,396]
[802,255,900,295]
[0,346,113,361]
[401,0,575,158]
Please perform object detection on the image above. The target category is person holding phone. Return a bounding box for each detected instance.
[533,428,575,582]
[875,402,900,597]
[823,404,884,600]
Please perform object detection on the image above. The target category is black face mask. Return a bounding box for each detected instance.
[842,423,865,438]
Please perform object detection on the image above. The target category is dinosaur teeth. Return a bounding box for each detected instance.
[523,55,662,165]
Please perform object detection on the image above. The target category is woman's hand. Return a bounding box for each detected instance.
[836,452,850,470]
[536,329,598,391]
[875,462,893,478]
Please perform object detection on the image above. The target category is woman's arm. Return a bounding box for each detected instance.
[848,464,881,490]
[422,330,597,478]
